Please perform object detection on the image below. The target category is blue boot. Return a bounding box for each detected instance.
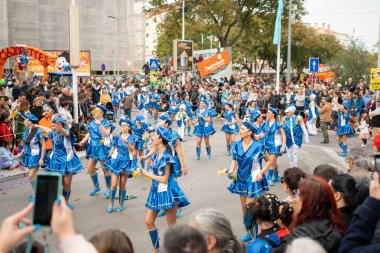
[339,141,343,149]
[154,115,158,124]
[195,147,201,160]
[339,145,348,157]
[226,144,232,156]
[103,175,112,198]
[89,174,101,196]
[157,211,166,217]
[116,189,126,212]
[176,207,183,218]
[148,229,160,249]
[29,179,36,201]
[273,167,281,182]
[63,191,74,209]
[107,189,117,213]
[187,126,192,137]
[206,146,212,159]
[266,168,274,186]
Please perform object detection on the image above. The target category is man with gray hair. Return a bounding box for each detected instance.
[346,147,371,171]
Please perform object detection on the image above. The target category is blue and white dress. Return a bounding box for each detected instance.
[337,111,355,137]
[85,119,115,161]
[110,92,120,106]
[46,130,83,175]
[221,110,239,134]
[262,121,285,156]
[207,98,218,118]
[228,140,269,198]
[193,108,216,137]
[138,94,149,111]
[145,150,190,211]
[182,100,193,120]
[22,129,43,168]
[169,129,184,177]
[150,94,161,110]
[168,104,179,118]
[105,134,138,175]
[131,121,149,151]
[282,116,304,149]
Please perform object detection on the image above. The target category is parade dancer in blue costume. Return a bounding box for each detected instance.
[227,119,269,242]
[110,88,120,118]
[104,118,138,213]
[221,101,240,156]
[151,89,161,124]
[79,104,116,197]
[182,94,194,136]
[333,100,355,157]
[36,118,83,209]
[142,113,188,218]
[175,104,189,139]
[261,107,286,186]
[20,113,45,196]
[282,105,309,167]
[193,99,215,160]
[167,98,180,121]
[141,126,190,253]
[131,114,149,167]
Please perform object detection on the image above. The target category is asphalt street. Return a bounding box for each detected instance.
[0,112,368,252]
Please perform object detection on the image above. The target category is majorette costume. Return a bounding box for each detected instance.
[131,115,149,151]
[227,121,269,198]
[193,99,216,160]
[282,105,309,167]
[262,107,285,185]
[306,94,319,136]
[105,118,139,213]
[145,126,190,250]
[150,91,162,123]
[85,104,116,196]
[138,89,150,120]
[168,98,180,119]
[221,101,240,155]
[22,114,43,170]
[336,101,355,157]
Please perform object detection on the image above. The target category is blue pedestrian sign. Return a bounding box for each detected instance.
[309,58,319,73]
[149,59,159,70]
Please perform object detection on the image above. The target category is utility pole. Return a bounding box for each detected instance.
[69,0,80,123]
[181,0,186,86]
[286,0,292,84]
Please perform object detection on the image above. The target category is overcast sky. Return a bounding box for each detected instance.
[303,0,380,51]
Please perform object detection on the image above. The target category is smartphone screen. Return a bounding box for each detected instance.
[33,174,59,226]
[375,155,380,176]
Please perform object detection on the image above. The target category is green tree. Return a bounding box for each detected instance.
[328,37,377,84]
[149,0,305,58]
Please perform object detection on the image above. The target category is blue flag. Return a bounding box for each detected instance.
[273,0,283,45]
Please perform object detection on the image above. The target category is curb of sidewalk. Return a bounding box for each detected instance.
[0,151,87,184]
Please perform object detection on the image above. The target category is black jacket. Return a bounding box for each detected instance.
[271,219,342,253]
[339,197,380,253]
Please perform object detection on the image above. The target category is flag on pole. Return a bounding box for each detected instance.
[273,0,283,45]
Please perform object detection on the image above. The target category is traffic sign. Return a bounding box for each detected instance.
[370,68,380,90]
[309,58,319,73]
[149,59,159,70]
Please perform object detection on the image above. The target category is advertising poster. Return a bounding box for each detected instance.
[196,50,231,77]
[370,68,380,90]
[173,40,193,72]
[28,50,91,76]
[315,64,335,81]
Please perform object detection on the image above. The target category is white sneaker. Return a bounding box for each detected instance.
[361,144,367,147]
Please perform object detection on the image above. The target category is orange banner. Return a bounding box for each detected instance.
[28,50,91,76]
[196,50,230,77]
[316,64,335,81]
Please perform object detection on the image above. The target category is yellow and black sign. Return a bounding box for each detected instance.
[370,68,380,90]
[149,70,158,85]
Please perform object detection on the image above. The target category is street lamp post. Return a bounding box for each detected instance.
[181,0,186,86]
[286,0,292,84]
